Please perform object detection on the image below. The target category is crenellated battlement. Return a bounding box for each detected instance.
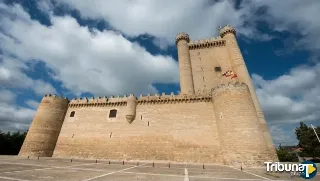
[188,38,226,50]
[67,90,214,108]
[43,94,68,100]
[219,24,236,38]
[212,82,249,97]
[175,32,190,44]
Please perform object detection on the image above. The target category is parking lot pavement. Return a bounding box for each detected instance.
[0,156,319,181]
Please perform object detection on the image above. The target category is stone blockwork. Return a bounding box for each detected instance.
[20,25,278,167]
[212,83,275,167]
[53,93,223,164]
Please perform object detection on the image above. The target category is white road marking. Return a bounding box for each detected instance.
[228,166,271,180]
[81,163,148,181]
[0,161,48,167]
[0,176,30,181]
[184,167,189,181]
[119,171,292,181]
[1,162,102,174]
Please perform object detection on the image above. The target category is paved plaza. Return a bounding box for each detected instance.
[0,156,318,181]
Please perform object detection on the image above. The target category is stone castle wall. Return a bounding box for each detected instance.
[52,93,224,164]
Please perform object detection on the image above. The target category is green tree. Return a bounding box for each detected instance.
[0,130,27,155]
[276,144,299,162]
[295,122,320,158]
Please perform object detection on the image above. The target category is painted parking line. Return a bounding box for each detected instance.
[1,162,103,174]
[228,166,271,180]
[184,168,189,181]
[82,163,148,181]
[118,171,286,181]
[0,176,30,181]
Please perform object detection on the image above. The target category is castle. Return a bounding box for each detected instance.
[19,25,278,167]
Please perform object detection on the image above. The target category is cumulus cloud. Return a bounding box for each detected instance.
[0,55,57,95]
[253,63,320,124]
[0,89,35,132]
[47,0,266,44]
[252,0,320,54]
[0,3,179,97]
[25,100,40,109]
[269,125,297,146]
[45,0,320,54]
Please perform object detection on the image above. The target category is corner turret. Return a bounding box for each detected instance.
[219,25,236,38]
[176,32,195,95]
[19,94,69,157]
[175,32,190,44]
[126,94,137,124]
[212,83,276,167]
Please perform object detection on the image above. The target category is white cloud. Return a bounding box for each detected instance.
[0,89,35,132]
[0,55,57,95]
[269,125,297,146]
[49,0,262,44]
[0,3,179,97]
[252,0,320,53]
[0,102,35,132]
[0,89,16,103]
[253,63,320,125]
[25,100,40,109]
[46,0,320,54]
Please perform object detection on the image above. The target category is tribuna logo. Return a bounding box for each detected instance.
[264,161,317,179]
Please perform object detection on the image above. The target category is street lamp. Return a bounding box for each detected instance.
[311,124,320,144]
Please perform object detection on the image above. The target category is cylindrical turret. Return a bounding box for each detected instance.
[176,33,195,95]
[126,94,137,123]
[19,94,69,157]
[212,83,273,167]
[220,25,277,155]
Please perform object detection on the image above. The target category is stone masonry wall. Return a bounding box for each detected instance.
[53,99,224,164]
[190,45,232,93]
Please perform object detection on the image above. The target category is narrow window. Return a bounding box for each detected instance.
[70,111,75,117]
[110,132,112,138]
[141,115,142,120]
[203,77,205,81]
[109,109,117,118]
[214,66,222,72]
[148,121,149,126]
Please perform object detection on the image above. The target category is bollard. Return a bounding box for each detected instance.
[37,156,39,160]
[71,158,73,162]
[96,159,97,163]
[137,162,139,166]
[153,162,154,167]
[241,166,243,170]
[123,161,124,165]
[109,160,110,164]
[203,164,205,169]
[27,156,29,159]
[169,163,170,168]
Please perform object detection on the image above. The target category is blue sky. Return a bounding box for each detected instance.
[0,0,319,146]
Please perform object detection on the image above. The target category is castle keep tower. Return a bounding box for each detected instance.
[19,95,69,157]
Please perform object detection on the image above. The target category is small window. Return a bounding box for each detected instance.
[109,109,117,118]
[215,66,222,72]
[70,111,75,117]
